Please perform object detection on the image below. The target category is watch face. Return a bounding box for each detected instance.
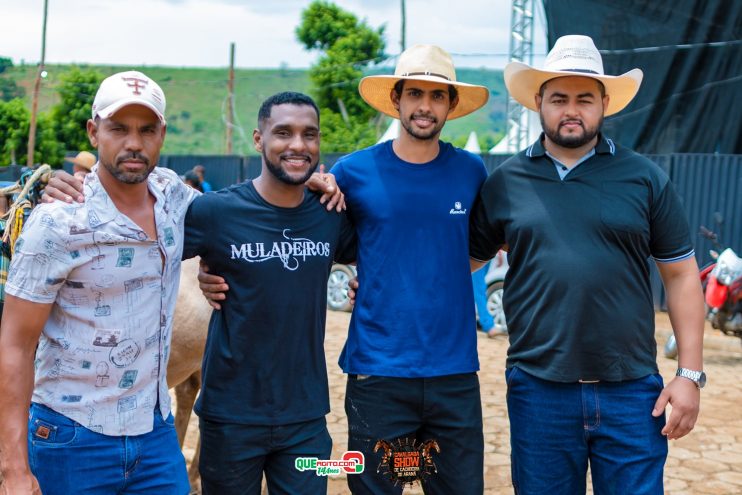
[698,371,707,388]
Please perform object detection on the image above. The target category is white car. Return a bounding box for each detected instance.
[327,251,509,321]
[327,264,356,312]
[483,250,509,333]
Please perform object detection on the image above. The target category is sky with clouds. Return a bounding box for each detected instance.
[1,0,548,70]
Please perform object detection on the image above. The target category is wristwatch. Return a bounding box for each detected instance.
[676,368,706,389]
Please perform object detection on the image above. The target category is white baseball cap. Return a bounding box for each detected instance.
[92,70,167,124]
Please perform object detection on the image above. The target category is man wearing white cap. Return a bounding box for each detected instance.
[0,71,195,494]
[333,44,489,493]
[469,35,705,493]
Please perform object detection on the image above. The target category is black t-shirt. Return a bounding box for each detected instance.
[183,181,356,424]
[469,135,693,382]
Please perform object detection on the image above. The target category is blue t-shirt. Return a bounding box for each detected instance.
[183,181,356,425]
[332,140,487,378]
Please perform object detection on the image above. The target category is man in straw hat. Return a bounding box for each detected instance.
[469,35,704,493]
[196,44,490,492]
[65,150,97,176]
[334,44,489,493]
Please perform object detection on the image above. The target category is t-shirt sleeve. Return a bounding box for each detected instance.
[330,160,346,189]
[469,178,505,262]
[650,179,694,262]
[183,195,211,260]
[334,212,357,264]
[5,208,70,303]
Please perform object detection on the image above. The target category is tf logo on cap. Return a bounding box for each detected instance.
[92,71,166,124]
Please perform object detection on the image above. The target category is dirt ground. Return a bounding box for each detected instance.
[177,311,742,494]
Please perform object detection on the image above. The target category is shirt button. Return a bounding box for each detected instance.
[561,166,568,171]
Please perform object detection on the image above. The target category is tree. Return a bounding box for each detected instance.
[48,67,104,163]
[296,1,385,153]
[0,98,30,165]
[0,57,12,74]
[4,67,103,166]
[0,78,25,102]
[0,99,61,166]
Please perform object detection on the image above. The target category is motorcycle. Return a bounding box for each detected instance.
[664,220,742,358]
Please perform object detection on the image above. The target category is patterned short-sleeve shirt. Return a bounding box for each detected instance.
[6,166,198,436]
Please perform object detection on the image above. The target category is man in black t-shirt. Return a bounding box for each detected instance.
[469,35,705,494]
[40,92,357,495]
[182,92,356,494]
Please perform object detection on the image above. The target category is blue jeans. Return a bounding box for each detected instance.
[198,416,332,495]
[345,373,484,494]
[472,261,494,331]
[506,367,668,495]
[28,402,189,495]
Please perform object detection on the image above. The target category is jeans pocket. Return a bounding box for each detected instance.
[160,412,176,427]
[647,373,665,392]
[505,366,521,387]
[28,417,77,448]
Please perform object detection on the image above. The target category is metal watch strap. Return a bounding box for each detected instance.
[676,368,704,388]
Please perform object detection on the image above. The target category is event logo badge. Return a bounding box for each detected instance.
[295,451,364,476]
[374,438,440,487]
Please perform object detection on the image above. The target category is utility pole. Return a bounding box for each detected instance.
[400,0,407,52]
[226,42,235,154]
[27,0,49,167]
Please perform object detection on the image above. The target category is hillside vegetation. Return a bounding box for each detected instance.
[3,64,507,155]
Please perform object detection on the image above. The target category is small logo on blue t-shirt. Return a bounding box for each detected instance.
[449,202,467,215]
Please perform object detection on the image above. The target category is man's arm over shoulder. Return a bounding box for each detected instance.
[182,192,214,261]
[469,171,505,264]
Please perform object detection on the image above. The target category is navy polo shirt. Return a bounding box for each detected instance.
[469,134,693,382]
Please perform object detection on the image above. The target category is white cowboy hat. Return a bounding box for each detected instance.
[504,35,643,116]
[359,44,489,120]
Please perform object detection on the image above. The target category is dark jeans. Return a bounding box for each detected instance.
[28,402,189,495]
[345,373,484,494]
[506,367,668,495]
[199,416,332,495]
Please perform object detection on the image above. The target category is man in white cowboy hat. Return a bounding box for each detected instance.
[331,44,490,493]
[469,34,705,494]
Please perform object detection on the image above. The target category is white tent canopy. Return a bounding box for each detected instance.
[464,131,481,154]
[377,120,399,143]
[489,112,542,154]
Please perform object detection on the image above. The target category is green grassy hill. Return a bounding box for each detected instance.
[4,64,506,155]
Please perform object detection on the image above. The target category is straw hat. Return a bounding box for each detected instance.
[359,44,489,120]
[504,35,643,116]
[65,151,97,171]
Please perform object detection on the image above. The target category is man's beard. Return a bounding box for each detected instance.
[263,150,319,185]
[102,152,154,184]
[400,112,445,141]
[540,114,603,149]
